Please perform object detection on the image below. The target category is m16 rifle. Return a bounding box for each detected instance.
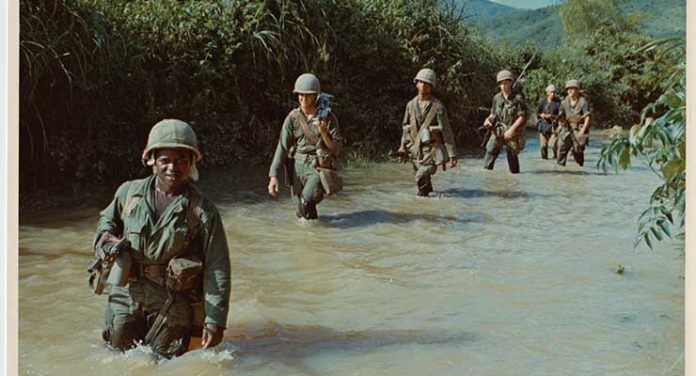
[87,237,132,295]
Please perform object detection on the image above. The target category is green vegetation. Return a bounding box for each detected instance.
[21,0,499,191]
[475,0,684,48]
[20,0,686,251]
[597,38,685,249]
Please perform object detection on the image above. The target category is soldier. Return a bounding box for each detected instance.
[268,73,343,219]
[93,119,231,358]
[536,84,561,160]
[556,79,591,167]
[482,70,528,174]
[397,68,457,196]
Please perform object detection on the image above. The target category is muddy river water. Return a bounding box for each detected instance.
[19,132,684,375]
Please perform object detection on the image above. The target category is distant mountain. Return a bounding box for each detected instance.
[448,0,522,21]
[473,0,685,48]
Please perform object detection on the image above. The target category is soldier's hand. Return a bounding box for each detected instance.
[449,157,458,168]
[503,128,515,141]
[268,177,279,198]
[483,118,493,129]
[397,145,406,154]
[318,119,329,133]
[201,324,224,349]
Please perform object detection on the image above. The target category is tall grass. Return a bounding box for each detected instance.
[20,0,500,192]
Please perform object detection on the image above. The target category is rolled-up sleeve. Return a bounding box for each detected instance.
[269,116,294,178]
[93,182,129,250]
[202,210,231,328]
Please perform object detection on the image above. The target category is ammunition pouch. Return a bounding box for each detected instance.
[166,256,203,292]
[318,167,343,196]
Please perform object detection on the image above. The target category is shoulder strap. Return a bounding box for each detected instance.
[290,110,319,145]
[410,99,439,142]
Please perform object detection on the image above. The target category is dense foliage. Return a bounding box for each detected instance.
[475,0,685,48]
[597,38,685,249]
[20,0,500,192]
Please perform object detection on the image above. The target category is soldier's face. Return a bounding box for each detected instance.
[416,80,432,95]
[499,79,513,92]
[154,148,192,190]
[567,87,579,98]
[547,90,556,98]
[298,93,318,109]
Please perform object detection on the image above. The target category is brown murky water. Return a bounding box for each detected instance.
[19,132,684,375]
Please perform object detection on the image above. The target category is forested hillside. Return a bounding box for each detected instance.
[475,0,684,47]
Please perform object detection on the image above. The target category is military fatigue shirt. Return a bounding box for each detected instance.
[269,108,343,177]
[94,175,231,327]
[490,91,528,128]
[536,96,561,133]
[401,96,457,158]
[558,96,591,129]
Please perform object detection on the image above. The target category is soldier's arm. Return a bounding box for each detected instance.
[437,106,457,158]
[400,103,411,148]
[93,182,130,251]
[510,96,528,133]
[268,116,293,178]
[580,100,592,134]
[322,113,343,155]
[484,98,496,127]
[201,209,231,329]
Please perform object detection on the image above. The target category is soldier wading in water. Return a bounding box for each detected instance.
[556,79,591,167]
[397,68,458,196]
[268,73,343,219]
[482,70,528,174]
[91,119,231,358]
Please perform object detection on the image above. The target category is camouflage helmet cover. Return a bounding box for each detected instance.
[293,73,321,94]
[496,70,515,83]
[413,68,437,87]
[565,79,581,90]
[141,119,202,163]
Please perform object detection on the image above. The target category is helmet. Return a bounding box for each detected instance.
[565,79,581,90]
[413,68,437,87]
[293,73,321,94]
[496,70,515,84]
[545,84,557,93]
[141,119,202,163]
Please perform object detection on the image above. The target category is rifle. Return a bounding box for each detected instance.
[87,237,131,295]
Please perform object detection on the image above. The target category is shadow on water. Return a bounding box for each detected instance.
[226,323,476,373]
[439,188,552,199]
[321,209,480,229]
[526,169,607,176]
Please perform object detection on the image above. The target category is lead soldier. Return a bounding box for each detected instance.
[92,119,231,358]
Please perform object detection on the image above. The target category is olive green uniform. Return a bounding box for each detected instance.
[95,175,231,357]
[401,96,456,196]
[269,108,342,217]
[556,96,590,166]
[483,91,527,173]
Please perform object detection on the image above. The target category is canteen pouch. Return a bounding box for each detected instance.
[166,255,203,292]
[318,167,343,196]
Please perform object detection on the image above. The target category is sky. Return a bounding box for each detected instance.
[489,0,564,9]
